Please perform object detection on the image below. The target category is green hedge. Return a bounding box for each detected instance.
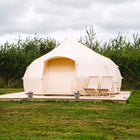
[0,36,57,87]
[0,29,140,89]
[80,27,140,89]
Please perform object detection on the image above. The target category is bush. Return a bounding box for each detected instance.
[0,28,139,89]
[0,35,57,88]
[80,27,140,89]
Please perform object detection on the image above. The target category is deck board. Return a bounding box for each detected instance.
[0,91,131,104]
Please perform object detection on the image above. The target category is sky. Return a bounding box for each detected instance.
[0,0,140,43]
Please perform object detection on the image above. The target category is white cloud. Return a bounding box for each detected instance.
[0,0,139,43]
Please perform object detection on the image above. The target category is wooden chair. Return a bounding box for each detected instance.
[84,76,99,96]
[98,76,114,96]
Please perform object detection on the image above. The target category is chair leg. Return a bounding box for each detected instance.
[110,92,114,97]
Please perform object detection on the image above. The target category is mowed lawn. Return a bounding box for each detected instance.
[0,90,140,140]
[0,88,23,95]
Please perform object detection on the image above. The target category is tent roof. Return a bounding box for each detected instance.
[23,38,122,79]
[36,38,110,62]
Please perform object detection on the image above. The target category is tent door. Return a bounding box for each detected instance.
[43,58,76,94]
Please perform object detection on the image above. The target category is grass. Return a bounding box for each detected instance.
[0,88,23,95]
[0,90,140,140]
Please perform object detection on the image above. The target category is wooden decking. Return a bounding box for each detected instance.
[0,91,131,104]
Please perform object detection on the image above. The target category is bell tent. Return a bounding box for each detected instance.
[23,38,122,95]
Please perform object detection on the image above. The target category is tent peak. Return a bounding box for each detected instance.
[62,38,80,44]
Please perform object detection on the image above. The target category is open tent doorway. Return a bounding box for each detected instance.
[43,57,76,94]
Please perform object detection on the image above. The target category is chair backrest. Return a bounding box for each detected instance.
[87,76,99,89]
[100,76,113,90]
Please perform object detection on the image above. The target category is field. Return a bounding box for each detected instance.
[0,88,23,95]
[0,90,140,140]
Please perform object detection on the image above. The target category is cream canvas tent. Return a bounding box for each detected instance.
[23,38,122,95]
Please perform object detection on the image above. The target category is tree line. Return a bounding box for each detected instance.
[0,35,57,87]
[0,28,140,89]
[80,27,140,89]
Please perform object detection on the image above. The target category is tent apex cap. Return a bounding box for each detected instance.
[62,38,80,44]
